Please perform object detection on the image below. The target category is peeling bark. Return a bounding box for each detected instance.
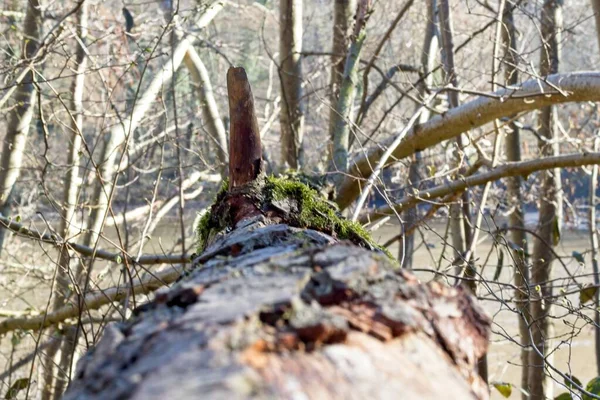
[64,67,491,400]
[64,212,490,400]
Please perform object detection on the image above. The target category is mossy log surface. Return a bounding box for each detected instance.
[64,177,490,400]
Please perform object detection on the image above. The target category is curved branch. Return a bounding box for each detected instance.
[359,151,600,224]
[336,71,600,209]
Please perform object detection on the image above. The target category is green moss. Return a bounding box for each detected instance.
[264,176,392,258]
[194,175,393,260]
[195,178,230,252]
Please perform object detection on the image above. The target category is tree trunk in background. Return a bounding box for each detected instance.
[162,2,228,173]
[528,1,562,398]
[590,139,600,377]
[81,37,193,270]
[593,0,600,48]
[592,0,600,376]
[501,3,531,398]
[438,0,483,379]
[399,0,438,268]
[331,0,371,180]
[184,50,229,171]
[0,0,42,254]
[328,0,356,163]
[81,0,223,274]
[40,4,89,398]
[437,0,472,269]
[279,0,304,169]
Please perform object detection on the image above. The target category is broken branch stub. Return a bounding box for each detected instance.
[227,66,262,188]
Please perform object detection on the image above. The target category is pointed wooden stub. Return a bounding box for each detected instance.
[227,67,262,188]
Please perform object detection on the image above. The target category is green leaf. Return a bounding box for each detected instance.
[580,285,598,305]
[115,255,122,264]
[572,251,585,264]
[552,216,561,246]
[10,331,23,347]
[14,215,21,223]
[584,377,600,400]
[5,378,29,399]
[492,382,512,398]
[427,165,436,177]
[554,393,573,400]
[565,374,583,389]
[493,250,504,281]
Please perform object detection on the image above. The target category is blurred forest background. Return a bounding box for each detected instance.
[1,0,600,399]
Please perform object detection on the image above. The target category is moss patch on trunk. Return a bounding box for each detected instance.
[196,175,393,259]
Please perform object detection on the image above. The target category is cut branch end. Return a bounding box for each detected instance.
[227,66,262,188]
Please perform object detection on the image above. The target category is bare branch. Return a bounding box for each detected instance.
[336,71,600,209]
[360,152,600,224]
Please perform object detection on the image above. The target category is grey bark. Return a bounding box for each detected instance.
[437,0,474,289]
[593,0,600,50]
[501,3,531,398]
[331,0,371,176]
[63,184,491,400]
[528,1,563,398]
[399,0,438,269]
[591,139,600,377]
[279,0,304,169]
[0,0,43,253]
[183,50,228,170]
[592,0,600,377]
[328,0,357,154]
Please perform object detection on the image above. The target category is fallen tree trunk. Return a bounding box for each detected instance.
[63,67,490,400]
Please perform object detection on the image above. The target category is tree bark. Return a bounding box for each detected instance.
[591,0,600,377]
[593,0,600,50]
[62,66,490,400]
[501,3,531,398]
[438,0,476,301]
[0,0,43,253]
[528,1,562,398]
[591,139,600,377]
[328,0,356,149]
[63,215,491,400]
[331,0,372,177]
[400,0,438,269]
[279,0,304,169]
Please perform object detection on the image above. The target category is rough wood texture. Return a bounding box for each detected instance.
[64,67,490,400]
[64,214,490,399]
